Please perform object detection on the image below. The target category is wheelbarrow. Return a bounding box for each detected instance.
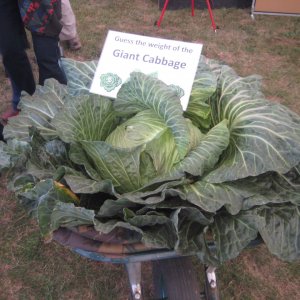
[53,225,222,300]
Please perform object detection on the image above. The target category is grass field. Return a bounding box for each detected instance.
[0,1,300,299]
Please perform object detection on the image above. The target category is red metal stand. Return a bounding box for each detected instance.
[205,0,217,31]
[156,0,171,27]
[192,0,195,16]
[156,0,217,31]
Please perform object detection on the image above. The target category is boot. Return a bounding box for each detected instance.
[1,107,19,121]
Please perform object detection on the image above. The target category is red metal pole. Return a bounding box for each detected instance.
[191,0,195,16]
[156,0,170,27]
[206,0,217,31]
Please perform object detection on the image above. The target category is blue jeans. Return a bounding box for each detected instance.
[10,77,21,111]
[31,33,67,85]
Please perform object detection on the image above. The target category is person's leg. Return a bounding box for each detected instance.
[0,0,36,120]
[11,76,21,111]
[2,49,35,96]
[31,33,67,85]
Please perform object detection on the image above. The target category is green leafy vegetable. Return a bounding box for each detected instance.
[1,56,300,266]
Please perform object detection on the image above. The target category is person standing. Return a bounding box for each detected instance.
[18,0,67,85]
[60,0,82,51]
[0,0,35,120]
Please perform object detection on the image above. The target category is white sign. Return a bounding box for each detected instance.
[90,30,203,110]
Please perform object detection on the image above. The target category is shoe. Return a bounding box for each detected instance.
[1,108,19,120]
[67,36,82,51]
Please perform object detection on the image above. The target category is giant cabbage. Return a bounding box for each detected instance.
[1,56,300,265]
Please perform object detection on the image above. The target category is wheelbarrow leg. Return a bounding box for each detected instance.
[206,266,217,288]
[204,265,220,300]
[125,262,142,300]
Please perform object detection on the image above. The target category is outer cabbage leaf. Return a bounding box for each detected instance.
[52,94,116,143]
[50,202,95,232]
[179,168,300,215]
[115,72,189,159]
[61,58,97,95]
[94,219,143,236]
[37,179,81,236]
[16,179,53,217]
[27,128,71,180]
[4,79,68,141]
[98,198,140,218]
[99,188,180,218]
[212,205,300,263]
[140,223,177,249]
[257,205,300,261]
[124,208,171,227]
[0,139,31,173]
[205,65,300,183]
[98,177,189,218]
[61,166,116,195]
[242,169,300,209]
[99,205,215,255]
[211,210,262,263]
[96,217,176,250]
[180,180,251,215]
[98,209,178,250]
[11,179,82,237]
[0,142,12,171]
[171,207,217,264]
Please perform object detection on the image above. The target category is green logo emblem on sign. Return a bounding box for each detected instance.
[100,73,122,92]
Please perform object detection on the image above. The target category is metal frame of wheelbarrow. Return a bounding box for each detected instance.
[53,227,262,300]
[72,246,219,300]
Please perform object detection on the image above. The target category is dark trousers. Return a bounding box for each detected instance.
[0,0,35,103]
[31,33,67,86]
